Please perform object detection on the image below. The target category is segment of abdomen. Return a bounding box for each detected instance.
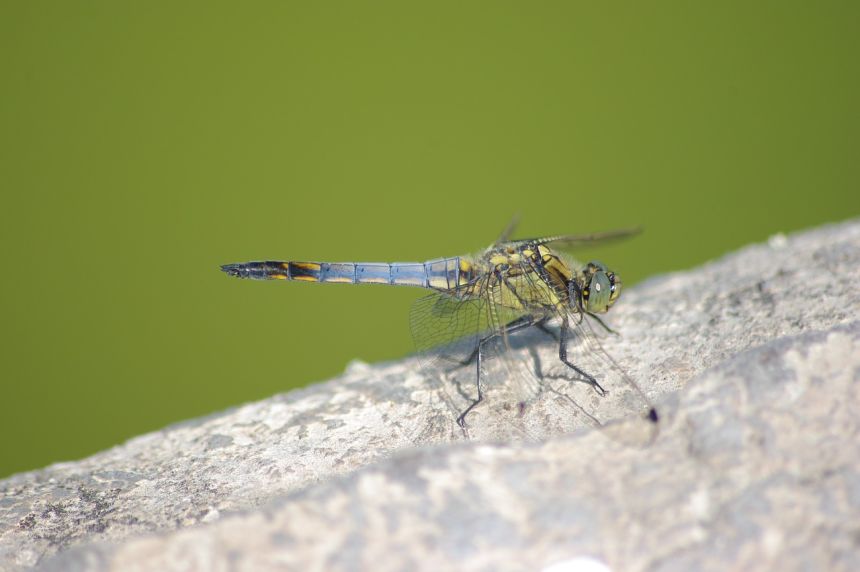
[221,257,476,290]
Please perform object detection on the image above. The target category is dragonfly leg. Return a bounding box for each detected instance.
[457,347,480,368]
[456,315,538,427]
[534,315,560,342]
[456,339,485,428]
[559,317,607,396]
[456,314,537,367]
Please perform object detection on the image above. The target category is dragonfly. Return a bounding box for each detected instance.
[221,221,659,439]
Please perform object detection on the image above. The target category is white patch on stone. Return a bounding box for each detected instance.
[542,556,612,572]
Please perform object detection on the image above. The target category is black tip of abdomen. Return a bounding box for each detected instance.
[221,263,250,278]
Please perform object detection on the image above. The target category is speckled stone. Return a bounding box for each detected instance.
[2,219,858,571]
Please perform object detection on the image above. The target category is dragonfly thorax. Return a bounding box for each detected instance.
[480,243,623,316]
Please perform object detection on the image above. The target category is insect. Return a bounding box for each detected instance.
[221,220,658,437]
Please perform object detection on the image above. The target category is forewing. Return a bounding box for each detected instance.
[556,309,659,445]
[503,259,659,445]
[409,274,532,411]
[514,227,642,249]
[486,261,567,404]
[409,260,658,446]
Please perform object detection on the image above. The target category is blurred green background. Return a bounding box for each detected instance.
[1,1,858,478]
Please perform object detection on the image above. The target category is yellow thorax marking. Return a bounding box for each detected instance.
[489,253,508,266]
[537,245,552,263]
[537,245,573,284]
[488,251,524,268]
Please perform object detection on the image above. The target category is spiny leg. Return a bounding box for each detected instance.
[456,314,537,367]
[534,316,559,342]
[455,315,540,428]
[457,335,486,428]
[559,317,607,396]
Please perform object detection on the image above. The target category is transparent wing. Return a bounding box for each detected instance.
[410,275,494,366]
[479,292,532,414]
[494,214,521,245]
[557,309,660,445]
[495,259,659,445]
[409,272,531,368]
[409,261,658,445]
[483,261,565,404]
[409,273,533,429]
[512,227,642,249]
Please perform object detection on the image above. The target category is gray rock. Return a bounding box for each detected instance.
[2,220,859,571]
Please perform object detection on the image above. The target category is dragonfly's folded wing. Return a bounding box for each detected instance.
[494,214,521,245]
[522,227,642,248]
[499,260,659,445]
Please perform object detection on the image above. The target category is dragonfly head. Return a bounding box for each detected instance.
[578,260,621,314]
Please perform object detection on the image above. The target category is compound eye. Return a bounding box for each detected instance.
[585,271,612,313]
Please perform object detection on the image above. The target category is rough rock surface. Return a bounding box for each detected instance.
[1,220,858,571]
